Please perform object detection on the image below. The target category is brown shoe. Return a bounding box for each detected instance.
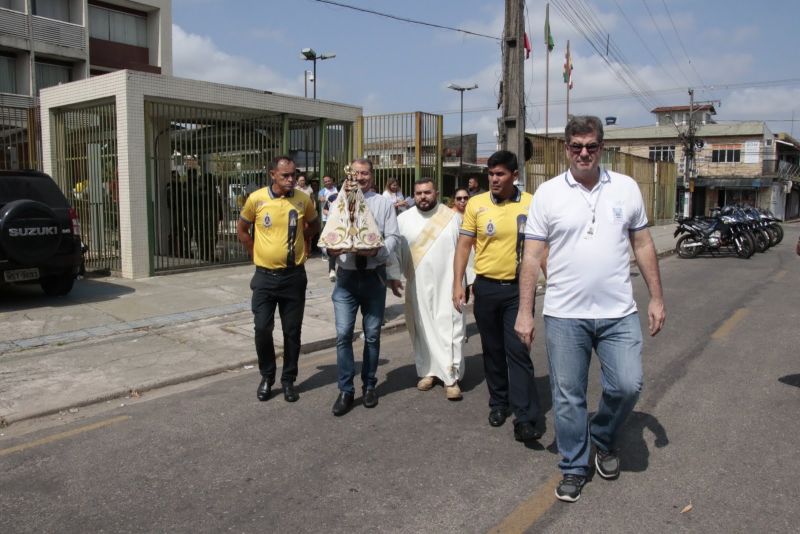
[446,383,462,400]
[417,376,436,391]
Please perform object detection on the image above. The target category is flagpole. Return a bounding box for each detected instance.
[545,3,550,138]
[566,40,570,122]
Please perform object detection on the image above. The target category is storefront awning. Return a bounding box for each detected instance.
[694,177,775,188]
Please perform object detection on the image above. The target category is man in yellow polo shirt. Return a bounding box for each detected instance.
[453,150,543,443]
[237,155,319,403]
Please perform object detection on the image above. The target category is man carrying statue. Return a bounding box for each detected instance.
[319,158,400,416]
[388,178,473,400]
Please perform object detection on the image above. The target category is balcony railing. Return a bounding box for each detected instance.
[0,7,29,39]
[32,15,86,51]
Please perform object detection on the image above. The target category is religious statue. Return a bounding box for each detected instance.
[317,164,384,251]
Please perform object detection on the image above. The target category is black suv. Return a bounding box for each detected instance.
[0,170,84,296]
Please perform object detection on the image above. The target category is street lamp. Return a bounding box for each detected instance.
[304,70,314,98]
[447,83,478,181]
[301,48,336,99]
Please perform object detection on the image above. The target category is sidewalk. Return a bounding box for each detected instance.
[0,223,678,426]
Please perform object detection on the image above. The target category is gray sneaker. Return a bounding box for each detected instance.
[595,448,620,479]
[555,474,586,502]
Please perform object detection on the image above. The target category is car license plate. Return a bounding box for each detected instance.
[4,268,40,282]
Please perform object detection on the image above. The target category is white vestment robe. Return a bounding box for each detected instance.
[389,204,473,386]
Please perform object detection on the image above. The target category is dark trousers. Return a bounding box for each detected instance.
[250,266,307,384]
[472,276,541,424]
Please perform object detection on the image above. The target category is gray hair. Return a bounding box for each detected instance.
[564,115,604,143]
[351,157,374,172]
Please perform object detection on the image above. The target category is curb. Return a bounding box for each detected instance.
[0,318,411,427]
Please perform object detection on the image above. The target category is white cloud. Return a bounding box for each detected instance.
[172,25,299,96]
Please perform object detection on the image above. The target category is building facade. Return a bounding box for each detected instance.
[604,106,799,220]
[0,0,171,104]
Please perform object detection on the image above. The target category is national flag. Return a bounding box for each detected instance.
[523,32,532,59]
[544,3,554,52]
[563,39,573,89]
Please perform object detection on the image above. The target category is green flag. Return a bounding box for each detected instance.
[545,3,554,52]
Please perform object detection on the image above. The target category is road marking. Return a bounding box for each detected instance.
[711,308,749,340]
[488,472,561,533]
[0,415,130,458]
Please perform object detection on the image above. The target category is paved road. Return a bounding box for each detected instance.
[1,226,798,532]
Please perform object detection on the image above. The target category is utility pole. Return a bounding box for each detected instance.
[499,0,526,188]
[683,88,695,217]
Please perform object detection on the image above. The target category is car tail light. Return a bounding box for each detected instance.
[69,207,81,236]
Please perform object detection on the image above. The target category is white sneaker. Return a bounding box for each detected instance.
[328,269,336,282]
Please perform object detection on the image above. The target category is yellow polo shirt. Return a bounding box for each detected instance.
[240,187,317,269]
[460,189,532,280]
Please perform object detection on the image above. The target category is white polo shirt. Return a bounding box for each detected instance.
[525,168,648,318]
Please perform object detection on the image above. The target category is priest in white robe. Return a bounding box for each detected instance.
[388,178,473,400]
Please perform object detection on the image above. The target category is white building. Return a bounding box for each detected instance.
[0,0,172,106]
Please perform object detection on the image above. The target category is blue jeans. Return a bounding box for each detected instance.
[332,266,387,394]
[544,313,643,476]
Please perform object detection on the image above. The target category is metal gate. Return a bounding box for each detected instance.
[50,100,121,273]
[360,112,443,198]
[145,101,353,273]
[0,104,41,171]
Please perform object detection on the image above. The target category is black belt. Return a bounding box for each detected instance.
[256,264,304,275]
[476,274,518,285]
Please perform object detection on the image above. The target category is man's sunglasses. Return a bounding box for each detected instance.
[567,142,601,154]
[454,196,469,201]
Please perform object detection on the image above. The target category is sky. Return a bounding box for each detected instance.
[172,0,800,156]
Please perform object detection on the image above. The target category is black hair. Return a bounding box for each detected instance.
[487,150,518,172]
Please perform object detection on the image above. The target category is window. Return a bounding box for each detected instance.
[711,147,741,163]
[36,61,71,92]
[89,5,147,47]
[601,146,620,165]
[390,153,404,165]
[649,145,675,162]
[0,55,16,93]
[366,154,380,166]
[33,0,70,22]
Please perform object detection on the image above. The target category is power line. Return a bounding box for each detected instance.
[614,0,679,88]
[641,0,691,86]
[310,0,501,41]
[660,0,705,88]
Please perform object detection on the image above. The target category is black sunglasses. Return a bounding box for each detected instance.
[454,196,469,201]
[567,142,601,154]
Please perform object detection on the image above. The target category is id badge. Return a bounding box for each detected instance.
[583,221,596,239]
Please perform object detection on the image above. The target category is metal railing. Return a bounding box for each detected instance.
[360,112,443,199]
[145,101,353,273]
[0,104,41,171]
[50,100,121,273]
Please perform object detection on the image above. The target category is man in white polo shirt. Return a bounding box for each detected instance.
[514,115,665,503]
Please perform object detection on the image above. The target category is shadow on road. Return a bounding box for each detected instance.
[778,373,800,388]
[0,277,135,310]
[617,410,669,473]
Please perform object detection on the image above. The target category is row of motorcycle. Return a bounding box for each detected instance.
[674,206,785,259]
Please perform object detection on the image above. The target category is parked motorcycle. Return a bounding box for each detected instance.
[674,213,754,259]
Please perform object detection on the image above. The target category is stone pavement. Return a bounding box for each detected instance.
[0,223,678,426]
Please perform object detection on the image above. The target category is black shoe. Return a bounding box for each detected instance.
[282,382,299,402]
[256,377,273,401]
[595,448,620,479]
[363,388,378,408]
[332,391,355,416]
[513,421,542,442]
[555,474,587,503]
[488,407,509,427]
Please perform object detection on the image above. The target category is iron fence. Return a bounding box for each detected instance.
[50,100,120,273]
[0,104,41,171]
[360,112,443,200]
[145,101,352,273]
